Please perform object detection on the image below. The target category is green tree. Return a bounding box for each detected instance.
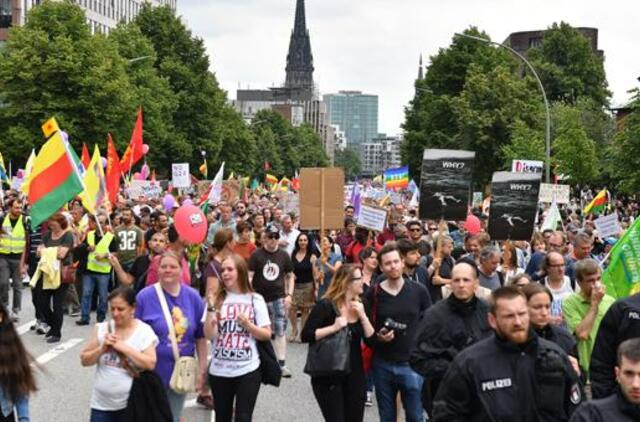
[334,147,362,180]
[134,5,230,166]
[215,107,258,176]
[294,124,329,168]
[528,22,610,107]
[0,0,135,166]
[109,23,180,172]
[552,103,599,184]
[609,91,640,193]
[500,120,546,168]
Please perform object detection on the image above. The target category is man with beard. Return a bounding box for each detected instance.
[113,207,144,272]
[234,201,250,222]
[410,260,492,416]
[144,210,169,244]
[432,286,583,421]
[396,239,429,288]
[569,338,640,421]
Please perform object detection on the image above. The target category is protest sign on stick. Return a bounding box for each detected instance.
[488,172,541,241]
[357,204,387,233]
[299,168,344,231]
[419,149,475,221]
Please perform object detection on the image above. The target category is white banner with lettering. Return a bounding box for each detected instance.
[538,183,570,204]
[356,204,387,232]
[594,212,622,238]
[171,163,190,188]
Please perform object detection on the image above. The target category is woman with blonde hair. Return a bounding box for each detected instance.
[301,264,375,422]
[204,254,271,422]
[429,234,455,303]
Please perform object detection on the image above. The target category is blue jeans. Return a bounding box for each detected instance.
[372,357,424,422]
[90,408,126,422]
[165,387,186,422]
[80,273,110,322]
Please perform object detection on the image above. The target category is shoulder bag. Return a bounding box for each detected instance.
[251,294,282,387]
[304,301,352,377]
[154,283,198,394]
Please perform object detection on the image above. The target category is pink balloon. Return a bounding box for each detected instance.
[101,157,108,168]
[174,204,207,244]
[133,172,144,180]
[464,214,482,235]
[162,194,175,212]
[142,144,150,154]
[182,198,193,206]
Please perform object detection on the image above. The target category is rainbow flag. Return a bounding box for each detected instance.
[0,152,9,183]
[384,166,409,191]
[583,189,608,215]
[29,118,84,227]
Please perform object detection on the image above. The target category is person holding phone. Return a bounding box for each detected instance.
[364,243,431,422]
[562,258,616,379]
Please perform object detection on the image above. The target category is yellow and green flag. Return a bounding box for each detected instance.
[602,217,640,298]
[80,145,107,215]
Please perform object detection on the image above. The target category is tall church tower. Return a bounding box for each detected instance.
[285,0,314,94]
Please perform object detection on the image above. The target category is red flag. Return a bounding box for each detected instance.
[106,134,121,204]
[81,143,91,169]
[120,108,144,173]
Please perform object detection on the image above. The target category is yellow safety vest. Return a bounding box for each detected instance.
[87,231,114,274]
[0,215,26,255]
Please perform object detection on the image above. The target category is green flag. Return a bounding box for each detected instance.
[602,217,640,298]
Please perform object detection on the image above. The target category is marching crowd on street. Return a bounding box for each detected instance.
[1,186,640,422]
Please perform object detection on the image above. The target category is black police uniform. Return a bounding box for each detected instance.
[569,389,640,421]
[410,294,492,413]
[535,324,578,358]
[590,294,640,399]
[432,333,583,422]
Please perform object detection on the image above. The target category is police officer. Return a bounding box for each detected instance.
[0,198,28,321]
[590,292,640,399]
[410,259,492,415]
[432,286,583,421]
[570,338,640,421]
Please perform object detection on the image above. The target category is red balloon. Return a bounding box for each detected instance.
[464,214,482,235]
[174,204,207,244]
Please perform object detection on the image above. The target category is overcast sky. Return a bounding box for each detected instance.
[177,0,639,135]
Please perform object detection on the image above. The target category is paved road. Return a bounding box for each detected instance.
[16,289,381,422]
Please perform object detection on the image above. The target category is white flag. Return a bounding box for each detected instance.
[207,162,225,204]
[541,198,562,232]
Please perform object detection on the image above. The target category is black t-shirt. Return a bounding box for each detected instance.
[128,254,152,292]
[248,247,294,303]
[43,231,75,265]
[365,280,431,363]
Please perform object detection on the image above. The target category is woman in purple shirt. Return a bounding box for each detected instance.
[135,252,208,422]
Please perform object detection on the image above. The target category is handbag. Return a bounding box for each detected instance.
[361,283,379,372]
[303,302,352,377]
[154,283,198,394]
[61,262,77,284]
[251,295,282,387]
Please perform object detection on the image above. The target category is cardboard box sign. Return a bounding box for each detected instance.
[299,168,344,230]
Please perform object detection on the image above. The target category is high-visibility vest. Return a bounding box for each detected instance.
[0,215,26,255]
[87,231,114,273]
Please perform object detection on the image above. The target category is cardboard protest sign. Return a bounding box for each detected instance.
[299,168,344,230]
[488,172,541,241]
[171,163,190,188]
[126,180,162,199]
[357,204,387,232]
[538,183,570,204]
[594,212,622,238]
[419,149,475,221]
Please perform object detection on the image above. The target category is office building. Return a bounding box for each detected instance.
[323,91,379,152]
[361,134,402,176]
[0,0,176,41]
[503,27,603,58]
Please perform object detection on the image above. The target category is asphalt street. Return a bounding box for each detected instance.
[16,289,381,422]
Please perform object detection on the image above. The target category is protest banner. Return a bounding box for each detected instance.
[171,163,190,188]
[126,180,162,199]
[512,159,544,174]
[357,204,387,232]
[279,191,300,216]
[538,183,570,204]
[594,212,622,238]
[488,172,541,241]
[299,167,344,231]
[419,149,475,221]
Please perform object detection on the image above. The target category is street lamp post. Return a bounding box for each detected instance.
[454,33,551,182]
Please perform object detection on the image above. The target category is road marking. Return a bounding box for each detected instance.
[184,398,215,421]
[35,338,83,365]
[17,319,36,335]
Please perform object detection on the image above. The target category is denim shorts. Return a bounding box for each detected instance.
[266,297,287,337]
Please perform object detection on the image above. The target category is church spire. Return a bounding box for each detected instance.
[285,0,314,93]
[418,54,424,80]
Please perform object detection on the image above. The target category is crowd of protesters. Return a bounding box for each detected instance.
[0,185,639,422]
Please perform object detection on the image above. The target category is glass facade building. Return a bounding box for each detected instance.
[323,91,378,152]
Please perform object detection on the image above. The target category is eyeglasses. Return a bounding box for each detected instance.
[351,277,362,281]
[549,243,564,248]
[428,227,437,231]
[410,228,422,232]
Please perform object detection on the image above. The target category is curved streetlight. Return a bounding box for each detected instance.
[454,33,551,182]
